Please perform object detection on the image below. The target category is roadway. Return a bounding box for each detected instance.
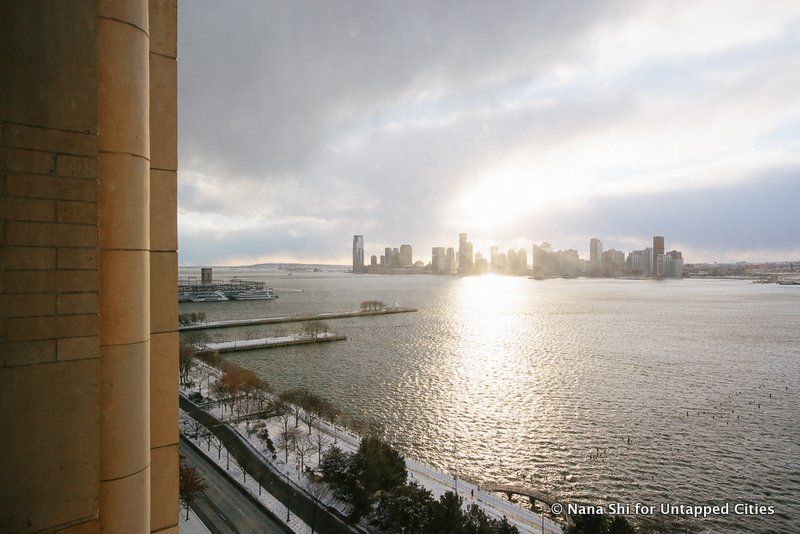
[180,438,288,534]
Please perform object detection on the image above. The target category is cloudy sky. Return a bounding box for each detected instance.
[178,1,800,266]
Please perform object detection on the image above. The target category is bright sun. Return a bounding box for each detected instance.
[450,155,585,231]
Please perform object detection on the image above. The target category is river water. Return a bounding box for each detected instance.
[179,268,800,533]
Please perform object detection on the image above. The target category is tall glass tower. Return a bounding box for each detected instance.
[353,235,365,273]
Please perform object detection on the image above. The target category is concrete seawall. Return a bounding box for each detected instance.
[196,334,347,355]
[179,307,417,331]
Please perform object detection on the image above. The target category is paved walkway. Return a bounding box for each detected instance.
[181,438,288,534]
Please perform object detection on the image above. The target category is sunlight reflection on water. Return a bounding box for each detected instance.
[180,269,800,533]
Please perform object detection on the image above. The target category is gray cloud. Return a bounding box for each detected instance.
[177,1,800,265]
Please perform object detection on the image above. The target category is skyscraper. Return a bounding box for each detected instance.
[643,247,654,277]
[432,247,447,274]
[590,238,603,275]
[458,233,468,272]
[400,244,413,267]
[353,235,365,273]
[517,248,528,272]
[507,249,518,272]
[446,247,456,274]
[653,235,665,277]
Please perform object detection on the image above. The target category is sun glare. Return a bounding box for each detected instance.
[451,155,587,230]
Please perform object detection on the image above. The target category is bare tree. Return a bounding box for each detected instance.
[310,424,328,465]
[273,399,292,436]
[179,462,207,521]
[290,403,304,429]
[296,433,314,473]
[304,407,320,435]
[232,455,248,483]
[210,381,229,415]
[277,428,300,464]
[200,428,214,452]
[301,321,329,337]
[189,418,203,439]
[360,300,386,311]
[212,436,224,460]
[179,342,196,385]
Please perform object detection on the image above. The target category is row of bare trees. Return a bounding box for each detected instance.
[300,320,331,336]
[360,300,386,311]
[178,311,207,326]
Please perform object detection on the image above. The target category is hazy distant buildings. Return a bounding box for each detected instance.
[400,244,413,267]
[507,249,518,273]
[352,232,682,279]
[666,250,684,278]
[643,247,654,277]
[474,253,489,274]
[603,249,625,276]
[382,246,401,268]
[626,250,646,276]
[446,247,456,274]
[353,235,365,273]
[653,235,665,276]
[432,247,447,274]
[557,249,579,277]
[590,238,603,276]
[458,233,474,274]
[354,236,421,274]
[532,242,558,276]
[517,248,528,273]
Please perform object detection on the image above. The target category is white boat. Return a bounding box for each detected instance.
[231,288,278,300]
[189,291,228,302]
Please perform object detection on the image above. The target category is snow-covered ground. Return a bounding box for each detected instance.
[181,413,314,534]
[179,508,212,534]
[181,360,562,534]
[204,332,341,351]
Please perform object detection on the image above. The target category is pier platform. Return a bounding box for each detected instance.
[195,332,346,354]
[179,307,417,331]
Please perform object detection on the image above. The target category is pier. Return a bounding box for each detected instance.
[179,307,417,331]
[484,484,557,510]
[195,333,347,355]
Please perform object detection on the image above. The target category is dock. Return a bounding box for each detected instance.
[195,333,347,354]
[179,307,417,331]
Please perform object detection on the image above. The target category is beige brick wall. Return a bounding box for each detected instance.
[149,1,180,531]
[0,4,102,531]
[1,1,179,532]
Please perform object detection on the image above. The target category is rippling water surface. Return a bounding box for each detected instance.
[180,269,800,532]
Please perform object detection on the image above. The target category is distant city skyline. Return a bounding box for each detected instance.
[353,232,684,278]
[177,2,800,266]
